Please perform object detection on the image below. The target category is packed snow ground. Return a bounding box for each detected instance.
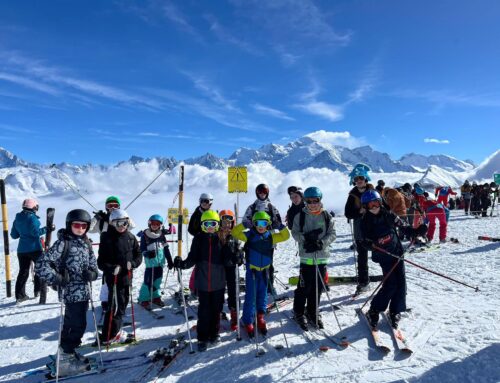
[0,205,499,382]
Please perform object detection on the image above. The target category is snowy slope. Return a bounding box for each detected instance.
[469,150,500,181]
[0,191,499,383]
[399,153,474,172]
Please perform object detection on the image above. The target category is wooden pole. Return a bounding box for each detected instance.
[0,179,12,297]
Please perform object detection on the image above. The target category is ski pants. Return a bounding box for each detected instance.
[197,289,224,342]
[61,301,89,353]
[463,198,471,214]
[293,263,326,319]
[371,260,406,315]
[138,266,163,302]
[102,283,129,340]
[426,209,447,241]
[225,265,237,310]
[15,251,46,301]
[242,268,268,325]
[99,277,108,304]
[471,197,481,216]
[355,240,369,285]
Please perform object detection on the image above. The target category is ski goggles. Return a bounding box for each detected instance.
[149,220,162,227]
[367,201,382,210]
[305,198,321,205]
[71,222,88,230]
[354,176,366,182]
[106,202,120,209]
[114,219,129,228]
[200,199,213,205]
[254,220,269,228]
[202,220,219,229]
[221,215,235,222]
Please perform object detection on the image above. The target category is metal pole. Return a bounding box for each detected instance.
[0,179,11,297]
[88,283,104,368]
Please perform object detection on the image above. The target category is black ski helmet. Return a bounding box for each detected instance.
[255,183,269,199]
[66,209,91,233]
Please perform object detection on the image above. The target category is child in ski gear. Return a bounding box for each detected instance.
[97,209,141,344]
[344,164,374,294]
[291,187,335,330]
[36,209,98,376]
[286,186,305,230]
[137,215,174,309]
[11,198,53,304]
[359,190,426,329]
[435,186,457,208]
[232,211,290,338]
[174,210,231,351]
[188,193,214,236]
[420,196,448,243]
[242,183,284,295]
[218,210,242,331]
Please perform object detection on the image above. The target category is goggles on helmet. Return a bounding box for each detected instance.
[106,202,120,209]
[221,214,235,222]
[354,176,366,182]
[367,201,382,210]
[114,219,129,228]
[149,220,162,227]
[254,220,269,228]
[202,220,219,229]
[71,222,88,230]
[200,199,213,205]
[305,198,321,205]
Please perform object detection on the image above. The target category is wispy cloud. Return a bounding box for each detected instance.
[424,138,450,144]
[294,77,344,122]
[0,123,34,134]
[0,72,60,96]
[252,103,295,121]
[392,89,500,109]
[138,132,160,137]
[345,59,380,105]
[305,130,366,148]
[205,14,261,55]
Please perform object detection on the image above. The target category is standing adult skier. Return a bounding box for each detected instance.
[460,181,472,215]
[188,193,214,236]
[286,186,305,230]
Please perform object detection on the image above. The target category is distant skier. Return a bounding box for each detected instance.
[36,209,98,377]
[11,198,54,304]
[291,187,335,330]
[188,193,214,236]
[435,186,457,208]
[359,190,427,329]
[137,214,174,309]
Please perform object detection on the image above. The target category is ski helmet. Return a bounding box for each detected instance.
[148,214,164,226]
[303,187,322,199]
[287,186,303,197]
[22,198,38,210]
[361,190,382,205]
[252,211,271,223]
[109,209,130,226]
[199,193,214,203]
[219,209,235,220]
[201,210,220,222]
[105,196,121,206]
[255,184,269,199]
[402,183,412,193]
[66,209,91,233]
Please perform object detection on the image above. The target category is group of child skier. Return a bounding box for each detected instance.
[10,168,496,377]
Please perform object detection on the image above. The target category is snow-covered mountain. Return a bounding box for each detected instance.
[0,147,27,168]
[399,153,474,172]
[469,149,500,181]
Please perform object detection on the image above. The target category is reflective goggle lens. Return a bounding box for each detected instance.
[106,203,120,209]
[71,222,88,230]
[200,199,213,204]
[221,215,234,222]
[367,201,381,210]
[114,219,129,228]
[202,220,218,228]
[305,198,320,205]
[149,220,162,226]
[254,220,269,228]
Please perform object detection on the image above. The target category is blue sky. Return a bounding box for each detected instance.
[0,0,499,165]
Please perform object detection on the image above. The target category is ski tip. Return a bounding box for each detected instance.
[319,345,330,352]
[379,346,391,354]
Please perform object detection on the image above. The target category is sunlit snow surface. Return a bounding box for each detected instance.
[0,195,499,382]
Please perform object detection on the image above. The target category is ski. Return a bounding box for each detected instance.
[288,275,384,286]
[478,236,500,242]
[47,351,148,366]
[382,312,413,354]
[45,208,55,250]
[266,296,292,313]
[356,308,391,353]
[139,303,166,319]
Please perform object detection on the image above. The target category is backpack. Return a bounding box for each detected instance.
[250,201,275,223]
[298,210,331,234]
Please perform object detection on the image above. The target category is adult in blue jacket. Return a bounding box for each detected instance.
[10,199,51,303]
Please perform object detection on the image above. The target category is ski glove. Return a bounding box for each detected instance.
[93,210,107,220]
[144,250,157,259]
[54,269,70,287]
[173,256,184,269]
[304,239,323,253]
[82,269,98,282]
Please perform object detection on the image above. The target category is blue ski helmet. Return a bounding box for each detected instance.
[303,187,322,199]
[148,214,164,224]
[361,190,381,205]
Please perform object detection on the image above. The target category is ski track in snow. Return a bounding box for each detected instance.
[0,210,499,382]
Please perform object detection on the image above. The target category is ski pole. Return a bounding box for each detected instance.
[88,282,104,368]
[315,252,319,329]
[161,268,171,295]
[106,274,118,351]
[252,270,263,357]
[235,262,242,341]
[372,245,480,292]
[177,269,194,353]
[314,254,342,332]
[349,219,358,281]
[55,287,65,383]
[273,274,289,291]
[267,273,291,355]
[128,270,137,341]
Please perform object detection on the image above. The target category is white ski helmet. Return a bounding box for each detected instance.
[199,193,214,203]
[109,209,129,223]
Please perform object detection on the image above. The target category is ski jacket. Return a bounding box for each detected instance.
[188,206,205,236]
[139,228,173,268]
[97,227,142,287]
[460,185,472,200]
[218,231,240,268]
[10,209,46,253]
[344,184,374,240]
[286,202,305,229]
[291,207,336,265]
[435,186,457,206]
[232,223,290,271]
[36,229,98,304]
[360,209,412,265]
[242,199,283,230]
[382,188,408,218]
[181,232,228,292]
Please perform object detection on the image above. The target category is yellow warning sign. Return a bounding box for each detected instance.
[167,208,189,224]
[228,166,248,193]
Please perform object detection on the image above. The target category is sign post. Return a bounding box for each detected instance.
[228,166,248,221]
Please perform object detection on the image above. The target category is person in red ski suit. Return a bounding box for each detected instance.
[421,198,447,242]
[435,186,457,208]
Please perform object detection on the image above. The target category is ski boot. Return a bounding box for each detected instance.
[230,309,238,331]
[57,348,90,377]
[293,313,309,331]
[245,323,255,338]
[152,297,165,307]
[389,312,401,329]
[16,296,30,304]
[256,312,267,335]
[366,308,379,329]
[197,341,207,352]
[354,282,370,296]
[140,301,151,310]
[440,239,447,244]
[306,313,324,329]
[209,334,221,344]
